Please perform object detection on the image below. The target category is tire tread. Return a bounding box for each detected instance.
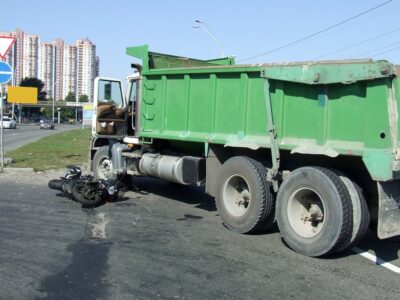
[314,167,353,254]
[215,156,274,234]
[336,175,370,251]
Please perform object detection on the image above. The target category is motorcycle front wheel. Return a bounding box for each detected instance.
[71,181,103,207]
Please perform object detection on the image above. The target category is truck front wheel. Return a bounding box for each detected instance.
[215,156,275,234]
[276,167,353,257]
[92,146,115,180]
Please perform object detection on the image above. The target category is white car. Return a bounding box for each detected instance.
[1,117,17,129]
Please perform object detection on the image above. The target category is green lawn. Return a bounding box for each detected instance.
[7,129,92,171]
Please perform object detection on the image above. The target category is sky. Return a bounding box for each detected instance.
[1,0,400,81]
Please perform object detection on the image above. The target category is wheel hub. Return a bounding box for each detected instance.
[223,174,251,217]
[99,158,113,179]
[287,188,325,238]
[235,188,250,207]
[301,204,324,222]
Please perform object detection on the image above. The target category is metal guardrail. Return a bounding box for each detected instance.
[3,100,89,108]
[36,101,85,107]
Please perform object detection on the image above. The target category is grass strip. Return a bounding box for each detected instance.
[7,129,92,171]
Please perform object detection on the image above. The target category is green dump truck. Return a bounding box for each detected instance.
[90,45,400,257]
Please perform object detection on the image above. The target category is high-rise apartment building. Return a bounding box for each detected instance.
[62,45,77,100]
[13,29,25,85]
[76,38,96,101]
[0,28,99,102]
[38,42,54,98]
[23,34,39,79]
[52,39,64,101]
[95,56,100,78]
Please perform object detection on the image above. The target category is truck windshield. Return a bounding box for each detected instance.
[98,80,124,107]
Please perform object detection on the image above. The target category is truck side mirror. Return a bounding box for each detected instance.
[104,83,112,100]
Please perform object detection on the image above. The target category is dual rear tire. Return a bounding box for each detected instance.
[215,158,370,257]
[276,167,351,256]
[276,167,370,256]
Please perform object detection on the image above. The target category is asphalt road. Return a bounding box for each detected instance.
[0,170,399,300]
[1,124,83,152]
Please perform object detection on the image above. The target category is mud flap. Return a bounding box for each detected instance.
[377,181,400,239]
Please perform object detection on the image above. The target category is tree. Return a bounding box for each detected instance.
[60,108,75,120]
[42,108,53,119]
[79,94,89,102]
[64,92,76,102]
[20,77,47,100]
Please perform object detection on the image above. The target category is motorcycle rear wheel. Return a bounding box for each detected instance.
[48,179,63,191]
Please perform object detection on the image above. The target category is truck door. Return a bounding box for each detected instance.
[92,78,127,138]
[126,77,140,136]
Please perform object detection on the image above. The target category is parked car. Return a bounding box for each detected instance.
[40,120,55,130]
[1,117,17,129]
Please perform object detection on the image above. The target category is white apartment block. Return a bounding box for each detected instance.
[23,34,39,79]
[77,38,96,101]
[62,45,77,100]
[95,56,100,77]
[52,39,64,101]
[38,42,54,98]
[0,29,99,101]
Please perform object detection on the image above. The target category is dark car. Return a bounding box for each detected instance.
[40,120,55,130]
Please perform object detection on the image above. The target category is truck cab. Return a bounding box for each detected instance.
[92,72,141,140]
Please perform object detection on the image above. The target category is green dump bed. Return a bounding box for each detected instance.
[127,45,400,182]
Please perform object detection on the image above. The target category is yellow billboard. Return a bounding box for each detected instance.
[83,104,94,110]
[7,87,38,104]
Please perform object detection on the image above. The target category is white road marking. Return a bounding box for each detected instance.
[88,212,109,239]
[352,247,400,274]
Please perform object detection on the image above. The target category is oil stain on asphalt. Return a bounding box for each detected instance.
[35,209,112,300]
[176,214,203,221]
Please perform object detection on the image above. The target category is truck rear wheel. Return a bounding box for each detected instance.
[336,175,370,251]
[92,146,115,180]
[215,156,275,234]
[276,167,353,257]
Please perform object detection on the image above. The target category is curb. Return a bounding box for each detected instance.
[0,167,35,174]
[0,165,90,175]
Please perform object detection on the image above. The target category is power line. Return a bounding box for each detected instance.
[353,40,400,57]
[239,0,395,62]
[314,26,400,59]
[298,2,400,48]
[314,2,400,40]
[371,44,400,57]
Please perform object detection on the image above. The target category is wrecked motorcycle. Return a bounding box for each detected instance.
[48,166,123,207]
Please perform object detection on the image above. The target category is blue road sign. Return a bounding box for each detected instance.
[0,61,12,84]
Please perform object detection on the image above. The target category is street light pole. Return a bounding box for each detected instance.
[52,97,55,123]
[193,20,225,58]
